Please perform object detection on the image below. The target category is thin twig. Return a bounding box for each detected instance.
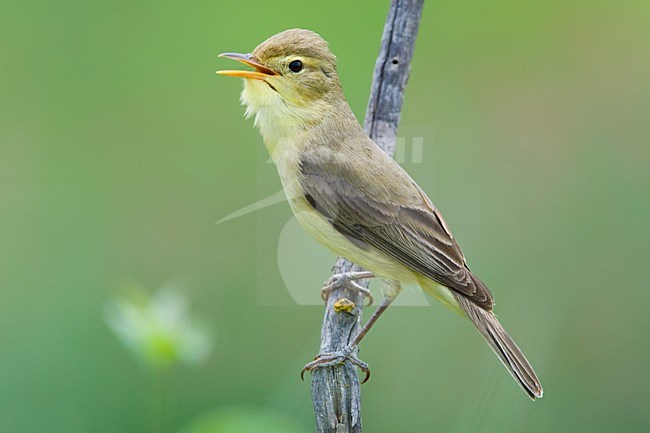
[310,1,425,432]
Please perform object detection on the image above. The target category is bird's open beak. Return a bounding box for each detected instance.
[216,52,278,79]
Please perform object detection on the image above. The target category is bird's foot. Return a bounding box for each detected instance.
[320,271,374,306]
[301,345,371,384]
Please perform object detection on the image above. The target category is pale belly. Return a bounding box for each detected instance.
[290,194,419,283]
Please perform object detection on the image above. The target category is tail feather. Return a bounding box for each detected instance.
[455,294,543,400]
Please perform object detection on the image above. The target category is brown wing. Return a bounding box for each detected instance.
[299,154,494,310]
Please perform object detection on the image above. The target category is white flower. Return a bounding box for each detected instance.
[105,284,212,369]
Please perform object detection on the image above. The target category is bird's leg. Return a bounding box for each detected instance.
[303,281,401,383]
[320,271,375,306]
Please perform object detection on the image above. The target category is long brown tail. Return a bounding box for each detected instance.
[455,294,544,400]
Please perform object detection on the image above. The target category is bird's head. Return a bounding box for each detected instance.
[218,29,345,142]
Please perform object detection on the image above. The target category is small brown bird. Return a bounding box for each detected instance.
[218,28,543,399]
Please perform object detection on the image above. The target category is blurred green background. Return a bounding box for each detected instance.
[2,1,649,432]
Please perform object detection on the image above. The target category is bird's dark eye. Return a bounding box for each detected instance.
[288,60,303,73]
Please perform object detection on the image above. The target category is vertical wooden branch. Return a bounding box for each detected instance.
[310,1,424,432]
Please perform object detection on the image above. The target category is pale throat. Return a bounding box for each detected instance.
[240,78,330,161]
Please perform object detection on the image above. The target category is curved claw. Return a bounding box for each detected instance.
[361,369,371,384]
[320,272,375,306]
[350,281,374,306]
[300,348,371,384]
[320,283,334,303]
